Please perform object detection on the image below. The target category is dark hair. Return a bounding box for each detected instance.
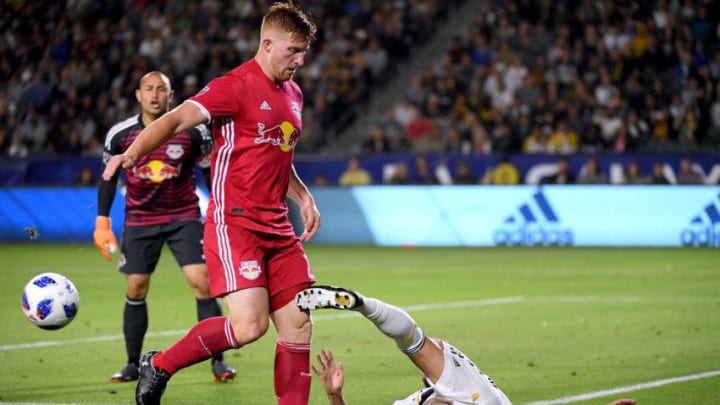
[263,2,317,42]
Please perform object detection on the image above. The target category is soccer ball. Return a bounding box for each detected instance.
[21,272,80,330]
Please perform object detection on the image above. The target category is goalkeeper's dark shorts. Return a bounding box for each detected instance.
[119,220,204,274]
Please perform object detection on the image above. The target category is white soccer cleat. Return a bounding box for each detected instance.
[296,285,363,310]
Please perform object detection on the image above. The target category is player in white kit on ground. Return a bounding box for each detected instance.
[296,285,513,405]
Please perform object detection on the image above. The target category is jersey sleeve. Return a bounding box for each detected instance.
[102,123,127,166]
[189,124,213,169]
[189,75,242,120]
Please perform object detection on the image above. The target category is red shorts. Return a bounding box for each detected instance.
[204,222,315,310]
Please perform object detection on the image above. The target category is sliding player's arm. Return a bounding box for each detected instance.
[312,350,347,405]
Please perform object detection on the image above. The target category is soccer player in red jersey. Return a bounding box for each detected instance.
[95,71,236,384]
[102,4,319,405]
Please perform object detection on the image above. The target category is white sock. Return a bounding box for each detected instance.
[355,296,426,355]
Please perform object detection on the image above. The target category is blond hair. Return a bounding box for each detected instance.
[262,2,317,42]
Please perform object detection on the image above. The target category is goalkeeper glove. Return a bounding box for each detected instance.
[94,216,118,261]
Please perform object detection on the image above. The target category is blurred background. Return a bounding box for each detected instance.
[0,0,718,246]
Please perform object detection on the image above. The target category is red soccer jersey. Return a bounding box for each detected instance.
[189,59,303,236]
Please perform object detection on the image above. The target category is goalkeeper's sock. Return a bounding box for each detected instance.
[154,316,238,375]
[274,340,311,405]
[123,296,147,365]
[196,298,226,362]
[354,296,426,355]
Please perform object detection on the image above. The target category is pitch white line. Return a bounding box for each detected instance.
[522,370,720,405]
[1,296,526,351]
[5,295,717,352]
[530,296,720,304]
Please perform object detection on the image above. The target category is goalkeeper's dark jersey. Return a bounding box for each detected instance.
[102,114,212,226]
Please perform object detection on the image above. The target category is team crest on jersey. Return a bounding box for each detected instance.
[255,121,299,152]
[291,101,301,119]
[239,260,262,280]
[166,144,184,159]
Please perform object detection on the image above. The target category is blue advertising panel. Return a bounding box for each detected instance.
[338,186,720,247]
[0,186,718,247]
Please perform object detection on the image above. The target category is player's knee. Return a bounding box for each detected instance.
[189,281,211,299]
[276,311,313,343]
[126,278,149,299]
[295,318,313,342]
[229,315,269,345]
[295,315,313,341]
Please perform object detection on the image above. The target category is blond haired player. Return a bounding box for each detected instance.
[103,3,319,404]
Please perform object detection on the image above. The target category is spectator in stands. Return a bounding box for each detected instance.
[313,172,329,187]
[363,37,389,81]
[339,157,373,186]
[547,120,579,154]
[75,167,96,186]
[386,161,411,185]
[482,155,521,185]
[578,156,608,184]
[7,133,29,158]
[542,157,575,185]
[454,161,479,185]
[523,125,550,154]
[412,121,447,154]
[625,110,651,149]
[361,125,393,154]
[676,158,705,185]
[622,162,649,185]
[649,163,670,185]
[414,155,440,185]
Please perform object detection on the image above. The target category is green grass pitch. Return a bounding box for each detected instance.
[0,244,718,404]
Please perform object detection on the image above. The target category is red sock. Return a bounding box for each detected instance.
[274,341,311,405]
[154,317,239,375]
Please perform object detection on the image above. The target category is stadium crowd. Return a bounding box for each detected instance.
[367,0,720,157]
[0,0,455,157]
[0,1,717,186]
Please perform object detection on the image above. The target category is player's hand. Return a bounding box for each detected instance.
[102,154,136,181]
[93,216,118,261]
[312,349,344,398]
[299,198,321,242]
[606,400,637,405]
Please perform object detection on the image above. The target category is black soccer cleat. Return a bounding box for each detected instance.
[295,285,363,310]
[135,351,170,405]
[110,362,139,383]
[211,358,237,382]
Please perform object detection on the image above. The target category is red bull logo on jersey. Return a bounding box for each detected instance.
[255,121,299,152]
[132,160,182,183]
[239,260,262,281]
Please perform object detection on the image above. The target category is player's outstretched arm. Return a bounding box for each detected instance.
[312,349,346,405]
[102,101,207,180]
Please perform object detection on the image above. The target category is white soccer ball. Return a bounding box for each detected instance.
[22,272,80,330]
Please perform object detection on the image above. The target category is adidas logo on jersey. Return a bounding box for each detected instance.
[260,101,272,110]
[493,190,574,246]
[681,193,720,247]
